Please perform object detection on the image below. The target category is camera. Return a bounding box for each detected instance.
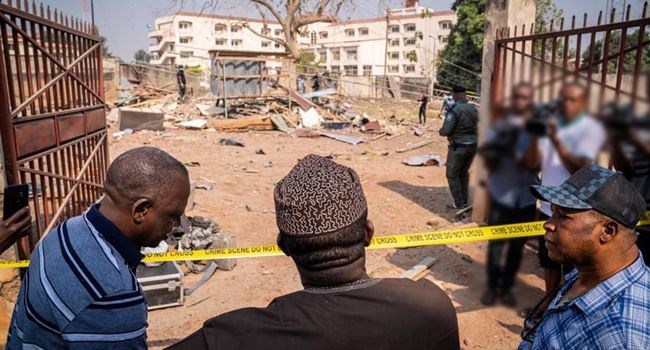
[479,123,520,166]
[600,102,650,138]
[525,98,563,137]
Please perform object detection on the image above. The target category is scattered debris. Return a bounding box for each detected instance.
[402,154,441,166]
[264,161,274,168]
[112,128,134,139]
[196,103,225,116]
[218,138,245,147]
[400,257,437,280]
[293,128,321,138]
[361,120,381,133]
[118,108,165,131]
[300,107,323,128]
[396,139,436,153]
[184,161,201,167]
[178,119,208,130]
[322,121,351,130]
[211,117,274,131]
[413,129,424,136]
[320,132,364,145]
[255,149,266,155]
[301,88,337,99]
[195,183,213,191]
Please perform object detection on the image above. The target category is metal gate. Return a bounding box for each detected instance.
[0,1,107,254]
[491,2,649,113]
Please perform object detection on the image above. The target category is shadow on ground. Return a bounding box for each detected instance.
[377,181,459,221]
[386,244,546,316]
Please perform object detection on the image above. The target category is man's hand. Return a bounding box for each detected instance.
[0,207,32,254]
[547,119,559,144]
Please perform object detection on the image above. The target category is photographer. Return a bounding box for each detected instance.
[524,82,606,293]
[480,83,540,307]
[609,105,650,266]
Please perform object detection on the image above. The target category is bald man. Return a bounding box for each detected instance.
[7,147,190,350]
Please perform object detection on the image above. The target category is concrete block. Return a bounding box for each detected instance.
[212,233,237,271]
[118,108,164,131]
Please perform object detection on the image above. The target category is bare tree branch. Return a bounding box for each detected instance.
[241,22,286,46]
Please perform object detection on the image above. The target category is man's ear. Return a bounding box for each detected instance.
[132,198,152,224]
[599,220,619,243]
[277,233,290,256]
[364,219,375,247]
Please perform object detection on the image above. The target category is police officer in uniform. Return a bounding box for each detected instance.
[439,86,479,209]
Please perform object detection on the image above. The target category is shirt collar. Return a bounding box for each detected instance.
[556,254,647,317]
[85,204,143,270]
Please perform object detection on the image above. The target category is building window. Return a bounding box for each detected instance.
[389,52,399,60]
[261,26,271,35]
[180,51,193,58]
[179,37,193,44]
[363,65,372,76]
[310,32,317,45]
[359,27,369,36]
[318,50,327,62]
[388,65,399,73]
[389,39,400,47]
[404,23,416,32]
[331,66,340,74]
[215,39,226,46]
[232,39,243,47]
[169,43,175,52]
[439,35,448,43]
[346,48,357,61]
[345,28,355,37]
[440,21,453,30]
[389,25,399,33]
[178,21,192,30]
[344,65,357,75]
[274,42,281,48]
[403,64,416,73]
[215,23,227,32]
[332,48,341,61]
[404,37,416,46]
[231,25,241,33]
[319,31,328,39]
[275,29,283,36]
[262,41,271,48]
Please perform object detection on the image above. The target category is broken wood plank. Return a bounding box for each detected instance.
[400,257,437,280]
[211,117,274,131]
[396,139,436,153]
[370,132,387,141]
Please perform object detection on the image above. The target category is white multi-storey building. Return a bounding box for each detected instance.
[147,2,455,78]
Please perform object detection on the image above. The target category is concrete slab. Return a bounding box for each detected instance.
[118,108,165,131]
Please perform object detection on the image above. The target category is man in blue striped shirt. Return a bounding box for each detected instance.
[519,164,649,349]
[6,147,190,349]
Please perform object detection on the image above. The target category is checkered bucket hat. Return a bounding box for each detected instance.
[530,164,646,228]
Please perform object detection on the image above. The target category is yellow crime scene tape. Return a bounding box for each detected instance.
[1,211,648,270]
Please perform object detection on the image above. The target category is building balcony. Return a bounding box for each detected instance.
[148,28,175,40]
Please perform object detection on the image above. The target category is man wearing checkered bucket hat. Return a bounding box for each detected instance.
[169,155,460,350]
[518,164,650,350]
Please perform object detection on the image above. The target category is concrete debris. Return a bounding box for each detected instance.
[184,161,200,167]
[402,154,441,166]
[255,149,266,155]
[269,115,291,133]
[218,138,245,147]
[413,129,424,136]
[322,122,351,130]
[196,103,225,116]
[361,120,381,133]
[264,161,274,168]
[118,108,165,131]
[299,107,323,128]
[112,128,134,139]
[178,119,208,130]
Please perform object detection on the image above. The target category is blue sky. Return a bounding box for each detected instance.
[41,0,646,60]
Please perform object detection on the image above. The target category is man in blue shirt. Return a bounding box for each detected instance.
[519,164,649,349]
[6,147,190,349]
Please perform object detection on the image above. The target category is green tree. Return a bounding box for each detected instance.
[134,49,152,63]
[435,0,564,92]
[582,30,650,74]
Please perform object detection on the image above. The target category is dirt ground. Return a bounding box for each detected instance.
[106,108,546,349]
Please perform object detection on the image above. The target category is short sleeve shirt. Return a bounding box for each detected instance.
[539,115,606,216]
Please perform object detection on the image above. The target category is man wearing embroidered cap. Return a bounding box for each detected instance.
[518,164,650,350]
[170,155,459,350]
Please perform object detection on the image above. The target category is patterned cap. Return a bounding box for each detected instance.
[274,155,368,236]
[530,164,646,228]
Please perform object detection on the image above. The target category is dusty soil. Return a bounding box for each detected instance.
[107,108,546,350]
